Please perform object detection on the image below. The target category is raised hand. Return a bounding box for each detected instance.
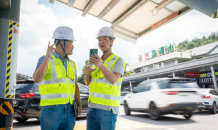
[45,42,55,59]
[89,53,103,68]
[83,65,96,74]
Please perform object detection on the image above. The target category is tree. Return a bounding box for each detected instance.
[177,31,218,50]
[77,73,85,84]
[77,60,89,85]
[187,42,195,50]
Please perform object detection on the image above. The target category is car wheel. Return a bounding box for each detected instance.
[124,101,131,115]
[210,102,217,114]
[15,118,28,122]
[149,102,160,120]
[184,114,192,119]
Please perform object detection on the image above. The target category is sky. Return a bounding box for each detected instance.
[17,0,218,78]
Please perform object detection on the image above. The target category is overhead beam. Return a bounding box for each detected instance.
[113,26,137,44]
[111,0,149,28]
[97,0,120,19]
[178,0,218,17]
[149,0,174,14]
[81,0,98,17]
[138,6,192,38]
[155,0,175,11]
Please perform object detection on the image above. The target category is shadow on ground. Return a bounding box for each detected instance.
[119,112,197,126]
[13,119,40,128]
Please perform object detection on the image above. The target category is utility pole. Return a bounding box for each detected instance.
[0,0,21,129]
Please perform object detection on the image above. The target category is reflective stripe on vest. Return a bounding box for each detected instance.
[94,78,122,86]
[41,93,75,100]
[89,102,120,112]
[39,79,74,85]
[92,92,120,101]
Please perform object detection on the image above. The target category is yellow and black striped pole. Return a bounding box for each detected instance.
[211,10,218,18]
[0,0,21,130]
[0,100,14,130]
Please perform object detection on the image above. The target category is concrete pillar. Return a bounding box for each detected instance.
[129,81,133,93]
[211,65,218,91]
[173,72,176,78]
[0,0,21,129]
[175,59,178,65]
[161,62,164,68]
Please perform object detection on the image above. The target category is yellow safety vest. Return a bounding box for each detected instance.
[89,54,126,109]
[39,55,77,106]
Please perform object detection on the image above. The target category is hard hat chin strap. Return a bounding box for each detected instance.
[58,40,67,58]
[102,39,112,60]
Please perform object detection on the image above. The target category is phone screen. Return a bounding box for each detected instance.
[90,49,98,58]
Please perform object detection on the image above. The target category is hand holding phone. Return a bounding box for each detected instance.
[90,49,98,59]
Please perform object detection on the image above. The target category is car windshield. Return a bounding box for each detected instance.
[15,83,35,93]
[79,84,89,94]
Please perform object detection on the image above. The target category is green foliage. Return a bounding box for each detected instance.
[177,32,218,50]
[77,73,85,84]
[77,60,89,85]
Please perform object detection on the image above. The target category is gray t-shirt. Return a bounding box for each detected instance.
[89,57,125,114]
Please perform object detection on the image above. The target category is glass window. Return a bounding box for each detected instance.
[33,84,39,91]
[133,82,151,93]
[209,90,216,95]
[147,65,153,71]
[158,79,199,89]
[157,80,169,89]
[164,60,175,67]
[78,84,89,94]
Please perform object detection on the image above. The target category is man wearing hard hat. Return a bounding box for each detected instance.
[84,27,126,130]
[33,26,82,130]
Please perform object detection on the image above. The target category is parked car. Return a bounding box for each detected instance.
[13,80,89,122]
[197,88,218,114]
[120,91,131,105]
[124,78,201,120]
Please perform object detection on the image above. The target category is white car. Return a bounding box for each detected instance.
[197,88,218,114]
[124,78,201,120]
[120,91,131,105]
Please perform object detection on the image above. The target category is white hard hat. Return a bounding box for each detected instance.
[52,26,75,41]
[97,26,116,39]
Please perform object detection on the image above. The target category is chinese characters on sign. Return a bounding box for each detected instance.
[139,55,142,62]
[144,53,149,60]
[138,44,176,62]
[152,50,156,58]
[159,47,164,55]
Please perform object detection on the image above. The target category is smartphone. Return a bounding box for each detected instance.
[89,48,98,59]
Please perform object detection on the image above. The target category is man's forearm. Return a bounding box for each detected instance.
[99,65,119,84]
[84,74,91,86]
[33,57,50,83]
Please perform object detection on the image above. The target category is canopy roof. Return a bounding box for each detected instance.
[49,0,196,43]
